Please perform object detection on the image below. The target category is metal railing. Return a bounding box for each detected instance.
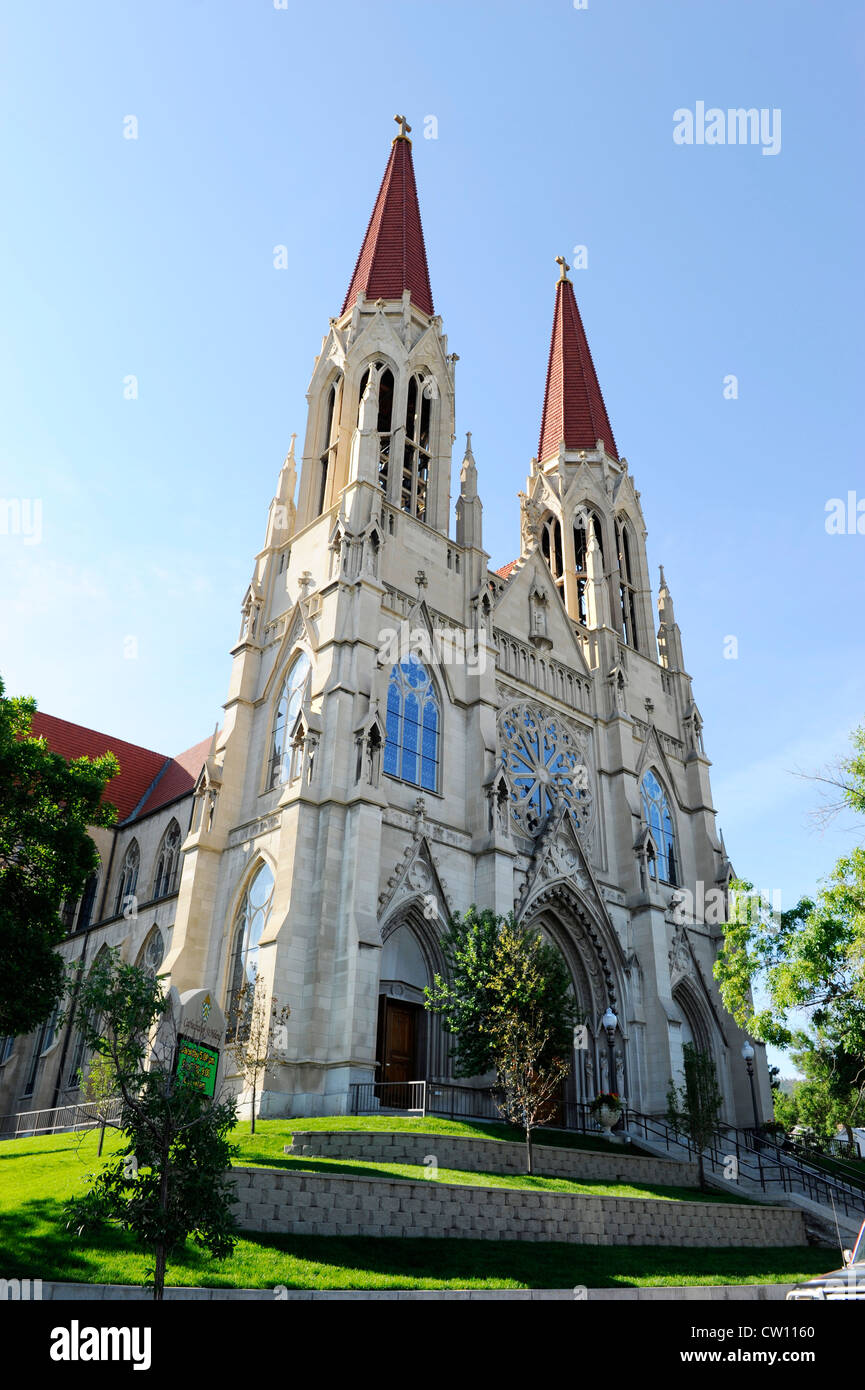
[0,1099,121,1140]
[626,1110,865,1222]
[349,1081,428,1115]
[347,1080,865,1223]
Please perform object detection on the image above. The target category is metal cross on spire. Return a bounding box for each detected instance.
[394,113,412,141]
[556,255,571,282]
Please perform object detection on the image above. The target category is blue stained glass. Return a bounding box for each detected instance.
[404,693,420,736]
[641,769,677,884]
[383,658,439,792]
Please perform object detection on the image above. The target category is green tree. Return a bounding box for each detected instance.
[82,1052,118,1157]
[224,966,291,1136]
[426,910,577,1170]
[714,723,865,1147]
[425,908,576,1078]
[0,676,118,1036]
[63,950,238,1300]
[666,1044,724,1190]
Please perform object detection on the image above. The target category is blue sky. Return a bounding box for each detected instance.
[1,0,863,1004]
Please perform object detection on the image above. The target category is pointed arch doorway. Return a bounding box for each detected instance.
[376,916,447,1102]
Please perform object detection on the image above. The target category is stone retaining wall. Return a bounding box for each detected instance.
[287,1130,700,1187]
[232,1167,807,1247]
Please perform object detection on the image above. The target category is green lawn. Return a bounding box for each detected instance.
[0,1124,830,1291]
[235,1129,744,1204]
[248,1114,633,1154]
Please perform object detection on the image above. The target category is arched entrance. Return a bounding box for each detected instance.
[522,885,630,1108]
[376,912,448,1090]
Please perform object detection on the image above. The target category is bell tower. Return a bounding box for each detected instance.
[295,115,455,539]
[521,257,655,665]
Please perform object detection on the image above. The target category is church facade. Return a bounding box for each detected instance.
[0,119,770,1128]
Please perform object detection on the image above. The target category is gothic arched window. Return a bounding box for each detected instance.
[138,926,166,978]
[540,514,564,591]
[358,361,394,495]
[402,373,433,522]
[113,840,140,917]
[641,769,677,884]
[77,869,99,931]
[616,516,639,649]
[316,375,342,517]
[269,651,311,788]
[383,654,440,792]
[227,862,275,1038]
[66,947,108,1088]
[22,1006,57,1098]
[573,510,604,624]
[153,820,182,899]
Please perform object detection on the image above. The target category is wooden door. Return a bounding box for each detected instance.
[381,1000,418,1108]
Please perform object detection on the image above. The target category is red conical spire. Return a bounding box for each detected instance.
[537,257,618,463]
[341,116,434,318]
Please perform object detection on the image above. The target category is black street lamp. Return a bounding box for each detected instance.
[741,1040,761,1131]
[601,1005,618,1095]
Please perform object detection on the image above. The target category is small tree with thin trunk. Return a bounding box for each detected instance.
[81,1052,117,1157]
[63,950,238,1300]
[427,911,577,1173]
[224,967,290,1135]
[666,1043,724,1190]
[492,1009,571,1174]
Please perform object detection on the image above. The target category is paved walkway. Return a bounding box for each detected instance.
[29,1280,796,1301]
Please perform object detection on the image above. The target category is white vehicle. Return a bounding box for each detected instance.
[786,1217,865,1300]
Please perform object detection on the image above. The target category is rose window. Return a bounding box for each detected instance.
[500,703,592,836]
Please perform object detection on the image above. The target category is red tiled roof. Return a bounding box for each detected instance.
[136,734,213,817]
[28,713,211,823]
[341,134,434,317]
[29,712,169,822]
[537,275,618,463]
[495,560,519,580]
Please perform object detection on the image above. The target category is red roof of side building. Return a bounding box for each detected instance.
[537,272,618,464]
[29,712,210,824]
[136,734,213,817]
[495,560,519,580]
[341,132,434,318]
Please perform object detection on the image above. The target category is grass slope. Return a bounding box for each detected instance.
[0,1123,829,1291]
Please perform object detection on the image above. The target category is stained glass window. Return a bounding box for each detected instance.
[269,652,311,787]
[153,820,181,898]
[113,840,139,917]
[227,862,275,1039]
[641,769,677,884]
[383,654,440,793]
[501,703,592,836]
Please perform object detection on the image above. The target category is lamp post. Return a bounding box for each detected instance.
[601,1006,618,1096]
[741,1041,760,1131]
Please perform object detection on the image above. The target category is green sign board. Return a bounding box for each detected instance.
[175,1034,219,1098]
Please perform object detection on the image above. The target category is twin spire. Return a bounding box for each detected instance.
[537,256,618,464]
[341,114,434,318]
[340,121,618,462]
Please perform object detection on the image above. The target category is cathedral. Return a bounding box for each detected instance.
[0,118,770,1128]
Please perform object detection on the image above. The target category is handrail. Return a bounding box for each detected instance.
[626,1109,865,1221]
[0,1098,121,1140]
